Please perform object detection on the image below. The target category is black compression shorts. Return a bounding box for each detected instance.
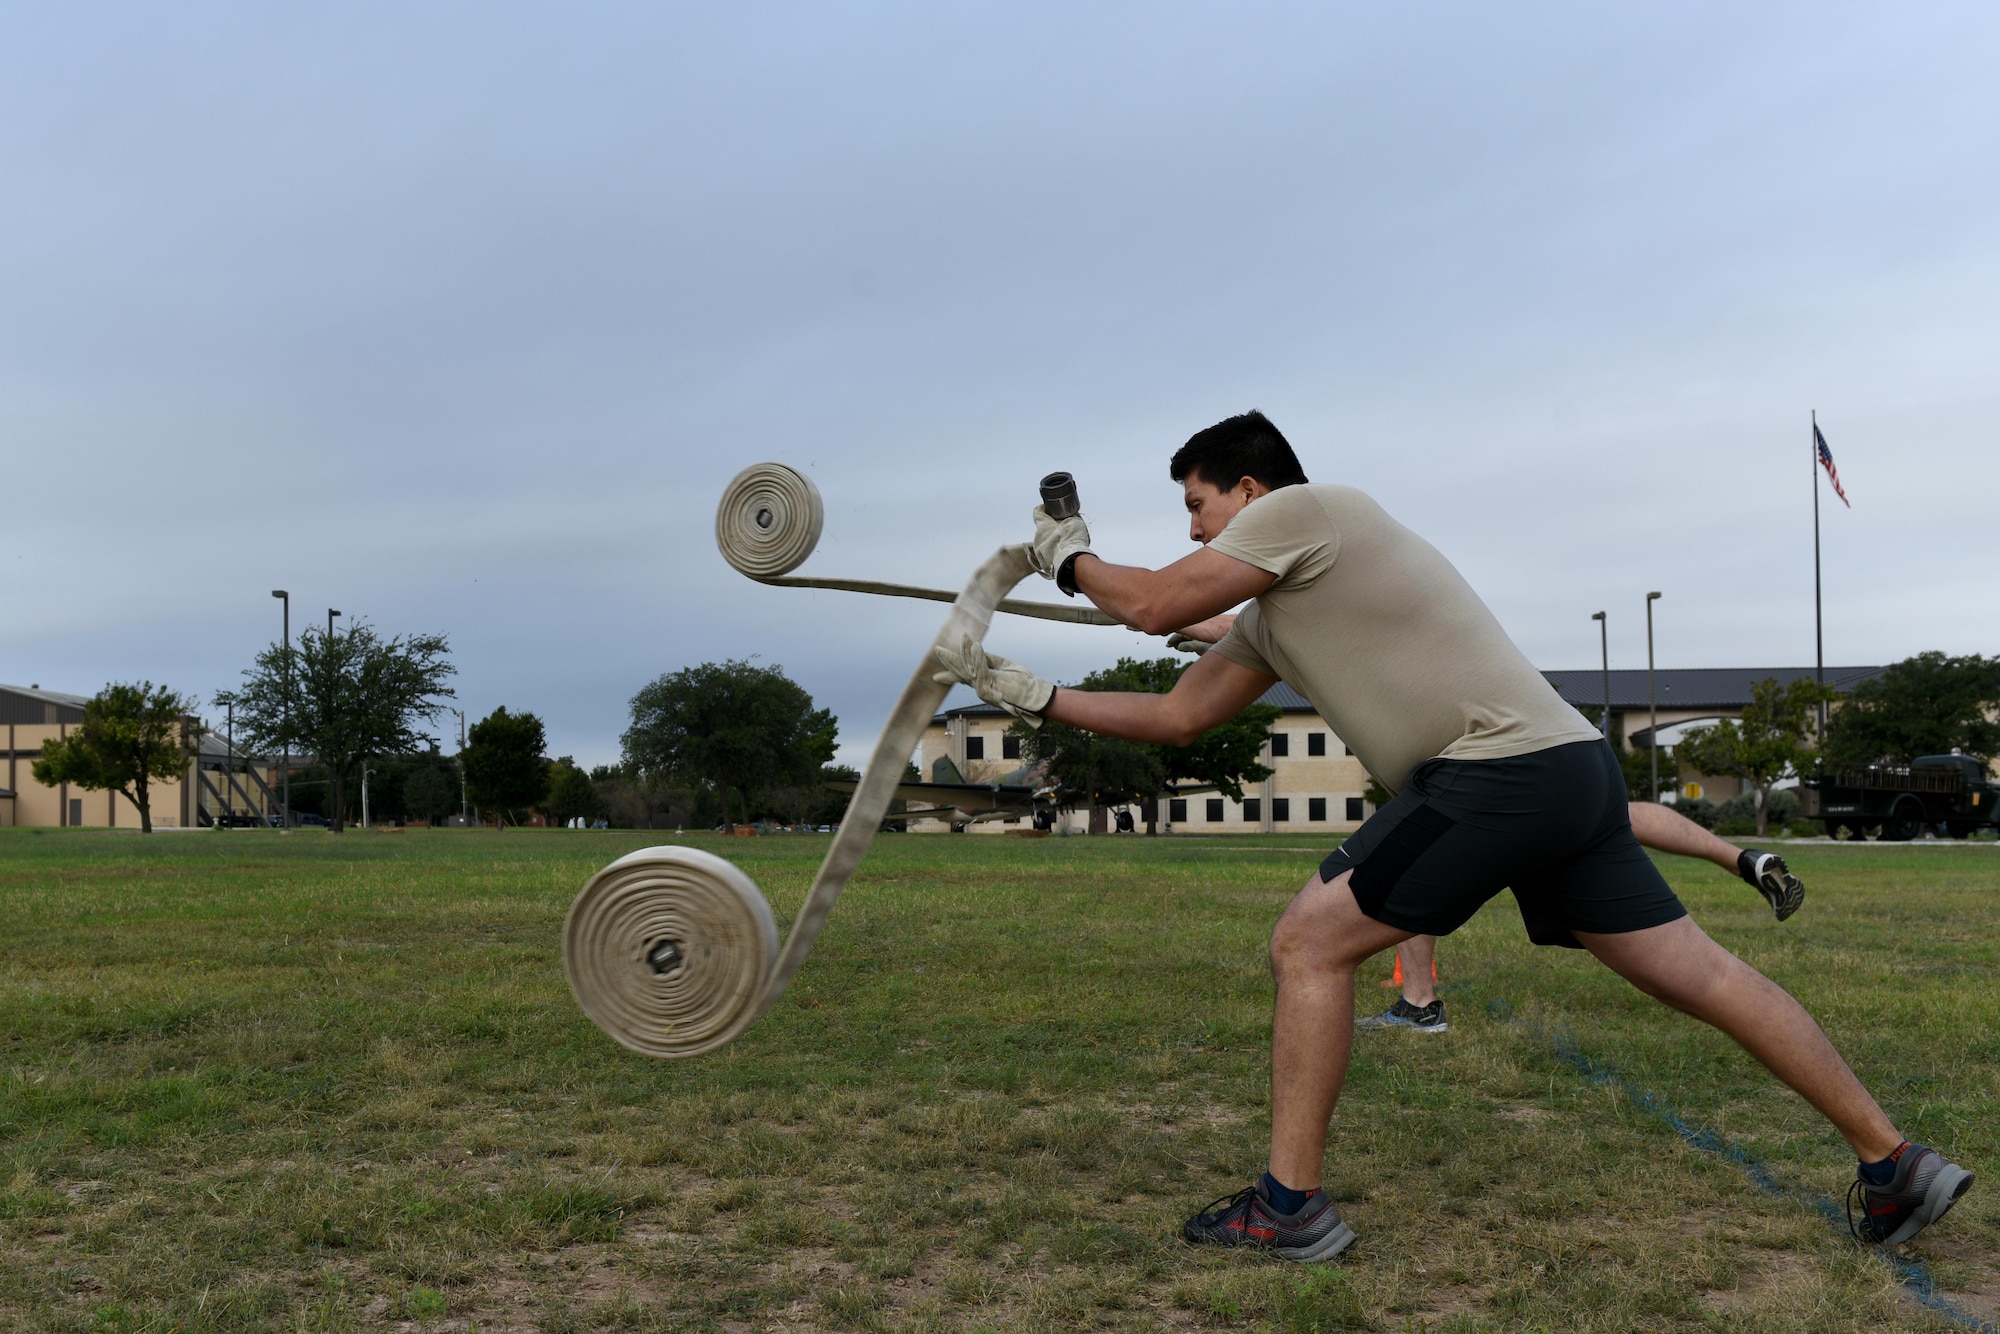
[1319,738,1686,949]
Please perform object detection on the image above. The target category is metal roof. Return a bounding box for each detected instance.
[1544,666,1883,712]
[0,684,90,726]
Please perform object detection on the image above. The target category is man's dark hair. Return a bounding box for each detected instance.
[1169,410,1309,491]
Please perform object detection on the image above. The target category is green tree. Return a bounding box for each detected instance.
[1824,651,2000,766]
[31,682,201,834]
[222,621,455,833]
[1014,657,1279,831]
[622,660,838,828]
[1674,677,1833,838]
[545,755,602,827]
[463,708,551,825]
[400,752,462,825]
[1363,773,1394,811]
[1618,741,1681,804]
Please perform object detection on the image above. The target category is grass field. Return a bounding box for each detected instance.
[1,828,1996,1333]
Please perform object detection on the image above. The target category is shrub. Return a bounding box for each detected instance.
[1670,797,1717,829]
[1712,788,1799,837]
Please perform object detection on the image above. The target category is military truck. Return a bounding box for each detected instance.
[1801,753,2000,841]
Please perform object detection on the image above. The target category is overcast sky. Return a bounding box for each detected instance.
[6,3,1996,768]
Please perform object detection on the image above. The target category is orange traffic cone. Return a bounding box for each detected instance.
[1381,952,1440,988]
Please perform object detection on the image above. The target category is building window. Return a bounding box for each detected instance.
[1346,797,1365,821]
[1243,798,1261,822]
[1002,734,1021,759]
[1272,798,1290,822]
[965,735,985,760]
[1206,798,1224,822]
[1169,799,1188,822]
[1269,732,1289,757]
[1309,797,1327,821]
[1308,732,1326,756]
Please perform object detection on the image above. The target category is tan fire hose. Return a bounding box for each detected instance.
[564,463,1105,1057]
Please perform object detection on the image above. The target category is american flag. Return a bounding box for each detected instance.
[1814,422,1850,508]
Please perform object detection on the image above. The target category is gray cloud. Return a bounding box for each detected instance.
[5,2,1995,766]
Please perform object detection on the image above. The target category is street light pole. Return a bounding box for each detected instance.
[271,590,289,829]
[1646,591,1663,801]
[1590,611,1609,739]
[452,708,468,825]
[326,610,344,829]
[362,766,376,829]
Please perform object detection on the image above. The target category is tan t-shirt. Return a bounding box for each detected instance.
[1208,484,1599,794]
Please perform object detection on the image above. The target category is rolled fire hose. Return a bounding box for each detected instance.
[565,463,1085,1058]
[708,462,1120,626]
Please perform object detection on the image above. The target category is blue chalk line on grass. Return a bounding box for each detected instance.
[1517,1013,1994,1332]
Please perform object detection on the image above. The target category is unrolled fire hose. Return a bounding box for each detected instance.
[564,463,1112,1058]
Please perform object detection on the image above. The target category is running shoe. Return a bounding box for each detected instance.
[1846,1143,1975,1247]
[1738,849,1805,922]
[1354,997,1448,1033]
[1181,1179,1356,1262]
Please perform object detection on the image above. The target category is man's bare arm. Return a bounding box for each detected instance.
[1070,547,1273,637]
[1173,612,1238,644]
[1042,649,1279,747]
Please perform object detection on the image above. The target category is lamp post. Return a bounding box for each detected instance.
[1646,591,1663,802]
[1590,611,1609,739]
[271,590,289,829]
[452,708,469,825]
[361,765,376,829]
[224,699,235,826]
[328,608,341,638]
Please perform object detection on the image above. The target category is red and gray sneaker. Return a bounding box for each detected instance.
[1181,1179,1356,1262]
[1847,1142,1974,1246]
[1738,849,1805,922]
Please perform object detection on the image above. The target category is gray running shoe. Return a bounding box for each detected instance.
[1848,1143,1974,1246]
[1739,849,1805,922]
[1354,997,1447,1032]
[1181,1180,1357,1262]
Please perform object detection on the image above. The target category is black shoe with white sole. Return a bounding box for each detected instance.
[1739,849,1805,922]
[1354,996,1448,1032]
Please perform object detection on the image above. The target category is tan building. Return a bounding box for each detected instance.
[916,682,1375,835]
[0,683,278,829]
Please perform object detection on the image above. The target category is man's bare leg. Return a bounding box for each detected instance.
[1628,799,1744,874]
[1384,804,1785,1014]
[1577,916,1902,1159]
[1396,934,1438,1006]
[1268,870,1411,1186]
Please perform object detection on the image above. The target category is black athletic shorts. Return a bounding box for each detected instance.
[1319,738,1686,949]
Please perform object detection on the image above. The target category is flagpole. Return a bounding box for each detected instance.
[1812,409,1825,737]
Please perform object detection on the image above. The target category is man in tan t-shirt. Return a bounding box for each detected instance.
[931,410,1970,1260]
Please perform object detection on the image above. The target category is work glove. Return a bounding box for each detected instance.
[931,636,1056,727]
[1165,633,1212,656]
[1030,505,1093,596]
